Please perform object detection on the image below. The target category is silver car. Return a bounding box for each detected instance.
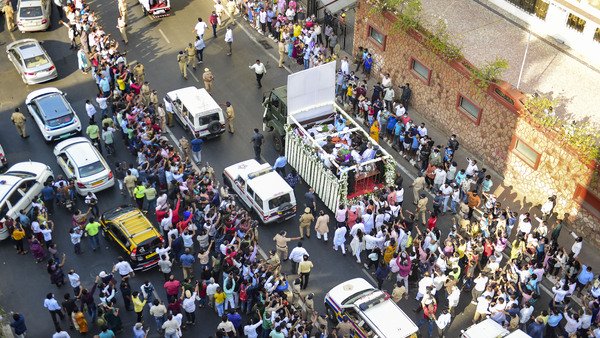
[25,88,82,142]
[16,0,51,32]
[7,39,57,84]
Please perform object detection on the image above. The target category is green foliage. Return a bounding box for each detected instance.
[368,0,422,31]
[471,58,509,94]
[425,19,463,61]
[524,94,600,162]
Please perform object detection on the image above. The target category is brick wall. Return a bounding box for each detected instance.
[353,0,600,244]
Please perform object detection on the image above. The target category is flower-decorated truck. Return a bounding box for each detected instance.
[262,62,398,211]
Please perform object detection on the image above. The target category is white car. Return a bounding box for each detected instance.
[6,39,57,84]
[164,87,225,138]
[26,87,82,142]
[0,161,54,240]
[54,137,114,196]
[16,0,51,33]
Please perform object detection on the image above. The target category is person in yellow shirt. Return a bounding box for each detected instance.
[297,255,313,290]
[293,23,302,37]
[133,182,146,210]
[11,221,27,254]
[132,291,147,322]
[214,287,226,317]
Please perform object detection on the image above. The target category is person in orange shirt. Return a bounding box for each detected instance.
[467,190,481,219]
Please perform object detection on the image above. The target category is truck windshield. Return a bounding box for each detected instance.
[268,193,291,210]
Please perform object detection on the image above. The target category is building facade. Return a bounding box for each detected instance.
[353,0,600,244]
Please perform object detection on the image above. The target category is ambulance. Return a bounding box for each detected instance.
[222,159,296,224]
[324,278,418,338]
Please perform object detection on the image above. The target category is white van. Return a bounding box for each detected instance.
[461,318,529,338]
[163,86,225,138]
[325,278,419,338]
[223,159,296,224]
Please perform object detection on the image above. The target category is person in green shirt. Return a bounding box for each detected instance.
[133,183,146,210]
[84,217,101,251]
[86,119,103,154]
[144,183,157,214]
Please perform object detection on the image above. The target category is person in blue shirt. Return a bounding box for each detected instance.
[546,308,563,337]
[394,121,404,148]
[180,248,196,279]
[190,133,204,164]
[363,54,373,80]
[41,182,56,215]
[527,317,545,338]
[10,313,27,337]
[386,113,397,142]
[227,308,243,333]
[98,326,116,338]
[273,155,287,176]
[577,265,595,296]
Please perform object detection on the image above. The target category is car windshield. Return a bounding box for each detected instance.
[36,94,73,127]
[19,6,43,17]
[78,161,105,178]
[198,113,220,126]
[137,237,162,255]
[268,193,291,210]
[23,53,49,68]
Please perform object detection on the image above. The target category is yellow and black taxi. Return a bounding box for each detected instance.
[100,205,164,271]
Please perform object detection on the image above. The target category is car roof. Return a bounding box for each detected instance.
[6,161,50,178]
[56,137,101,167]
[7,39,43,56]
[103,206,159,244]
[327,278,374,304]
[26,87,62,103]
[247,171,293,201]
[0,176,23,202]
[224,159,265,181]
[166,87,221,116]
[361,298,418,338]
[462,319,510,338]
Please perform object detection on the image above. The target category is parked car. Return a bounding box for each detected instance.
[16,0,51,33]
[163,86,225,139]
[6,39,57,84]
[0,161,54,240]
[54,137,114,196]
[25,87,82,141]
[101,205,164,270]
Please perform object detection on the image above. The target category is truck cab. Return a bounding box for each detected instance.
[164,86,225,139]
[325,278,418,338]
[223,159,296,224]
[262,86,288,152]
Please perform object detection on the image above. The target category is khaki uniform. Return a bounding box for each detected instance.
[124,174,137,198]
[272,234,291,262]
[266,252,280,276]
[149,91,158,106]
[278,41,286,68]
[133,64,145,83]
[2,3,15,32]
[299,212,315,238]
[416,196,429,224]
[202,70,214,92]
[117,16,128,44]
[140,83,151,105]
[118,0,128,23]
[225,105,235,133]
[157,105,167,130]
[411,176,425,202]
[179,136,191,158]
[185,45,196,69]
[11,111,27,137]
[177,53,187,79]
[315,214,329,236]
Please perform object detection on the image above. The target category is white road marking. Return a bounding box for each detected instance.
[188,69,200,83]
[158,28,171,44]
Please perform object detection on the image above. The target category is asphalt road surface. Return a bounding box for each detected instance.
[0,0,554,336]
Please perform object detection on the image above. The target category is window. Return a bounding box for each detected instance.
[566,13,586,32]
[367,25,386,49]
[409,57,431,84]
[505,0,548,19]
[573,185,600,219]
[456,94,482,124]
[594,28,600,43]
[511,137,542,169]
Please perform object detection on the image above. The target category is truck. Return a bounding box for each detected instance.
[262,61,397,211]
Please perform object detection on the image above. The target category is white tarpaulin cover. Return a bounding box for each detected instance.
[286,61,336,122]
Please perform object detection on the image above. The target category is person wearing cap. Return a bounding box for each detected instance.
[202,68,214,92]
[416,193,429,225]
[132,322,148,338]
[181,282,199,325]
[298,207,315,239]
[272,231,301,262]
[225,101,235,133]
[177,51,187,79]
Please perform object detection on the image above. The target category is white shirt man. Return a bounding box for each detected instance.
[465,158,478,177]
[68,271,81,290]
[244,320,263,338]
[340,58,349,74]
[288,246,309,263]
[194,20,208,37]
[519,303,534,324]
[435,311,452,332]
[96,96,108,111]
[85,101,97,120]
[113,260,134,277]
[249,62,266,74]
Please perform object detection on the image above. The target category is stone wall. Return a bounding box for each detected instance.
[353,0,600,244]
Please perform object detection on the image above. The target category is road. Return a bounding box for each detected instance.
[0,0,554,336]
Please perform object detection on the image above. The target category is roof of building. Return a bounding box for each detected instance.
[419,0,600,126]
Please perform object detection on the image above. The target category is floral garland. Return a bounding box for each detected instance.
[384,158,397,187]
[339,171,349,205]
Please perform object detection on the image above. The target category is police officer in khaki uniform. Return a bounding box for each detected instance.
[11,108,28,138]
[202,68,214,92]
[140,82,151,106]
[185,43,197,71]
[272,230,300,263]
[266,249,281,276]
[177,51,187,79]
[133,62,145,83]
[2,0,15,32]
[299,208,315,239]
[225,101,235,134]
[179,136,191,159]
[149,90,158,106]
[278,39,286,68]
